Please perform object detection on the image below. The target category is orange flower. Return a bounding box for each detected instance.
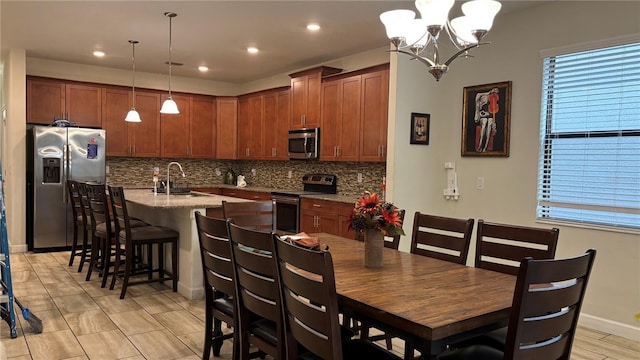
[381,209,402,228]
[356,192,382,215]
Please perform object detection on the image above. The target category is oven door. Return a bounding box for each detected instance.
[272,194,300,234]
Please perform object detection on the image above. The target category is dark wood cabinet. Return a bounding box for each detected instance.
[237,95,264,159]
[216,97,238,160]
[262,89,290,160]
[27,77,102,128]
[102,89,161,157]
[189,96,216,159]
[300,198,355,238]
[319,65,389,162]
[160,94,191,158]
[320,75,361,161]
[359,69,390,162]
[102,88,131,157]
[289,66,342,129]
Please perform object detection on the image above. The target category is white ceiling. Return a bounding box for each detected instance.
[1,1,545,84]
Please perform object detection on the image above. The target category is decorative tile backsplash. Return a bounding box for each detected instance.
[106,157,386,196]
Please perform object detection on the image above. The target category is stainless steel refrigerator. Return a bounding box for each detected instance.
[26,125,106,251]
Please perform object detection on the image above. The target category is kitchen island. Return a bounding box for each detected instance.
[123,189,251,299]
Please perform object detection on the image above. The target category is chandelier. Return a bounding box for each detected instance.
[380,0,501,81]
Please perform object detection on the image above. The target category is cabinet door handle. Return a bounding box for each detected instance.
[336,146,340,157]
[313,204,321,208]
[381,145,385,157]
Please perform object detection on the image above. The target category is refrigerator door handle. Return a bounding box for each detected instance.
[62,143,68,202]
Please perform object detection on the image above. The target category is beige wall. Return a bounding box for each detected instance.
[388,1,640,339]
[1,49,27,252]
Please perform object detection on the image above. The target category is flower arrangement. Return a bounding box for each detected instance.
[347,191,405,237]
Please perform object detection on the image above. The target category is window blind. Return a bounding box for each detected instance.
[537,42,640,230]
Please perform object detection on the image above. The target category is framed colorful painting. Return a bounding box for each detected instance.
[461,81,512,157]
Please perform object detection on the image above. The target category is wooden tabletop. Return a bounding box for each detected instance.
[315,233,516,348]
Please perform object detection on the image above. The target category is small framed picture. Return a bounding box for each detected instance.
[410,112,430,145]
[461,81,512,157]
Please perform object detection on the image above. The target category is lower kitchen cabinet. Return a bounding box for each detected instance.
[300,198,356,239]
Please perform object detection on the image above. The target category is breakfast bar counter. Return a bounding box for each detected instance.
[124,189,250,299]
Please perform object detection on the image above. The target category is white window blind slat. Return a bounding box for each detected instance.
[537,42,640,230]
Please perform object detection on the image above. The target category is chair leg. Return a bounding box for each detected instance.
[68,223,80,267]
[110,241,122,290]
[171,239,178,292]
[100,239,113,288]
[77,227,90,273]
[85,235,101,281]
[385,334,393,350]
[146,244,153,280]
[202,306,214,360]
[158,243,165,284]
[211,317,223,356]
[120,245,133,299]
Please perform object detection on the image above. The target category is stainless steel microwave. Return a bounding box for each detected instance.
[288,128,319,160]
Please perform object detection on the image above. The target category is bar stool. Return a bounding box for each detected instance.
[75,182,94,272]
[108,186,179,299]
[66,180,89,270]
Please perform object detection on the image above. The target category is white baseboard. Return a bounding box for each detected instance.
[579,313,640,341]
[10,243,28,253]
[177,282,204,301]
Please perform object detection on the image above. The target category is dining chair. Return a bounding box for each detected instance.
[273,236,402,360]
[226,221,284,360]
[410,212,474,264]
[194,211,237,359]
[107,186,179,299]
[475,219,559,275]
[84,183,117,288]
[459,219,560,351]
[437,249,597,360]
[222,200,276,232]
[66,180,89,270]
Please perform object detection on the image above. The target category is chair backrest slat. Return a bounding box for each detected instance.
[475,220,559,275]
[86,184,111,236]
[504,249,596,360]
[410,212,474,265]
[274,236,343,360]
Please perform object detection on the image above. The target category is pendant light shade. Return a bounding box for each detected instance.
[125,40,142,122]
[160,12,180,114]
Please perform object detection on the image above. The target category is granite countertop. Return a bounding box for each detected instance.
[124,189,251,209]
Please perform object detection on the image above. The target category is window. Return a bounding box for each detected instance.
[537,41,640,230]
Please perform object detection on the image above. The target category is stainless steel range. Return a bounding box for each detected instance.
[271,174,337,234]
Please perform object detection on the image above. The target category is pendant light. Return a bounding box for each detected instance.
[125,40,142,122]
[160,12,180,114]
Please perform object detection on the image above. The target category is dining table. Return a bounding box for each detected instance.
[314,233,516,359]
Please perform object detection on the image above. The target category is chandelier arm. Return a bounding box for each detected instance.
[443,42,490,66]
[396,49,436,67]
[444,20,463,51]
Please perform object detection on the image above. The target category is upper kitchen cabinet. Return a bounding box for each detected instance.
[189,95,216,159]
[216,97,238,160]
[237,95,263,160]
[289,66,342,129]
[27,77,102,128]
[320,74,361,161]
[359,68,390,162]
[319,65,390,162]
[262,88,290,160]
[160,94,191,158]
[102,88,161,157]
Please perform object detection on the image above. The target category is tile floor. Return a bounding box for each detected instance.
[1,251,639,360]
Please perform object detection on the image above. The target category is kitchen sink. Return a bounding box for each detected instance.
[153,188,192,195]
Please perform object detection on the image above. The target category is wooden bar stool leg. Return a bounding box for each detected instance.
[120,244,133,299]
[158,243,164,284]
[85,235,102,281]
[171,239,178,292]
[77,227,90,273]
[68,221,80,267]
[147,244,153,280]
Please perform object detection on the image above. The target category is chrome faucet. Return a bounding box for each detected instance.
[166,162,186,196]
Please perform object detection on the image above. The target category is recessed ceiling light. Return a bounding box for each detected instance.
[198,66,209,72]
[93,51,105,57]
[247,47,259,54]
[307,23,320,31]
